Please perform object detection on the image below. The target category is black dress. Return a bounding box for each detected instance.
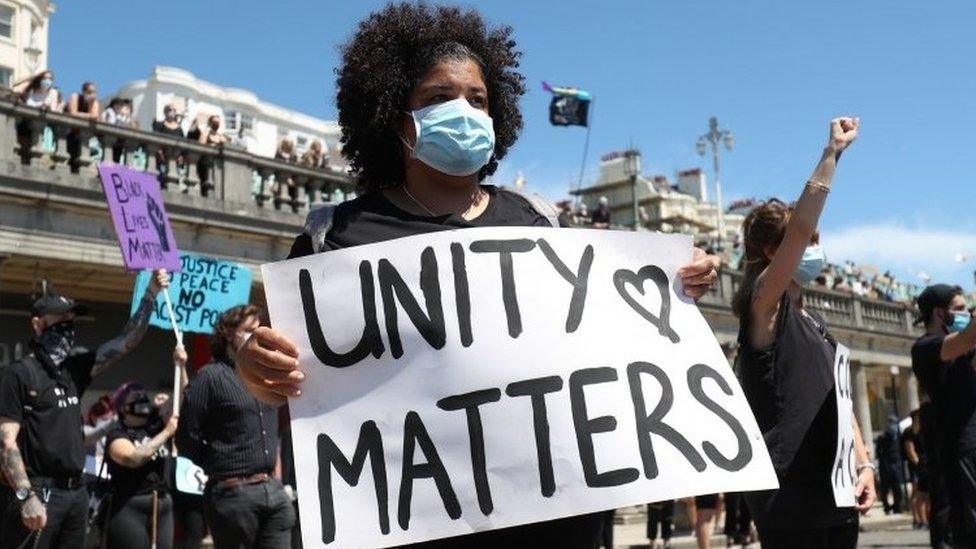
[737,292,858,532]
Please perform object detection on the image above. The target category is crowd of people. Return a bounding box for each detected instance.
[2,3,976,549]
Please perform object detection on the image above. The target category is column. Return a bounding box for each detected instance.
[900,370,920,414]
[852,361,874,457]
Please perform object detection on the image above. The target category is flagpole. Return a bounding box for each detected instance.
[573,99,594,207]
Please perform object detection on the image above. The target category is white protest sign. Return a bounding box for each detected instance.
[175,456,208,496]
[831,343,856,507]
[262,227,777,548]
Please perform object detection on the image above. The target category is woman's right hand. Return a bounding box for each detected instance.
[827,117,859,154]
[162,415,179,438]
[236,326,303,406]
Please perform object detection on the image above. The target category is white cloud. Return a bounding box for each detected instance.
[821,222,976,288]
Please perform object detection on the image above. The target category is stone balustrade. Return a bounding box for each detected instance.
[0,98,355,214]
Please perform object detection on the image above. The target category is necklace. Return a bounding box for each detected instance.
[400,185,485,218]
[400,185,438,216]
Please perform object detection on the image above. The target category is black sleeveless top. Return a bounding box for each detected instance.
[737,292,857,530]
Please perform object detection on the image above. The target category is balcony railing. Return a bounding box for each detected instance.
[698,269,918,338]
[0,98,355,214]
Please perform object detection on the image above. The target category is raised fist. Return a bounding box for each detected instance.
[828,117,859,153]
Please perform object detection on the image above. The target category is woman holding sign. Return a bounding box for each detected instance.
[103,355,183,549]
[235,3,721,547]
[731,118,876,548]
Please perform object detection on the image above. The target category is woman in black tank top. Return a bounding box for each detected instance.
[731,118,875,549]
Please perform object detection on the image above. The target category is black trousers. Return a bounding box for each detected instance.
[172,490,206,549]
[598,509,614,549]
[0,484,88,549]
[646,500,674,541]
[105,492,173,549]
[948,448,976,548]
[723,492,752,539]
[929,464,952,549]
[203,479,295,549]
[878,464,904,513]
[757,517,859,549]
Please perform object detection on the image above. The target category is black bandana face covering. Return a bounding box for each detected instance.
[37,320,75,366]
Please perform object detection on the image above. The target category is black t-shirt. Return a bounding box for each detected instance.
[912,333,976,454]
[287,186,607,548]
[152,120,185,139]
[737,293,855,529]
[0,350,95,478]
[289,185,552,258]
[106,423,169,498]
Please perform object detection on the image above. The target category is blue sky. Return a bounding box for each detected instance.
[50,1,976,288]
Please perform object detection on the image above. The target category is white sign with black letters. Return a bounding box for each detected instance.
[831,343,856,507]
[263,227,777,548]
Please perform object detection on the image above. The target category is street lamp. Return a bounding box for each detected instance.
[622,149,641,231]
[697,116,733,250]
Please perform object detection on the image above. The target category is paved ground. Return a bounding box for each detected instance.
[612,508,921,548]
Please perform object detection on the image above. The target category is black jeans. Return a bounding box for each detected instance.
[723,492,752,539]
[646,500,674,541]
[105,492,173,549]
[203,479,295,549]
[0,484,88,549]
[757,517,859,549]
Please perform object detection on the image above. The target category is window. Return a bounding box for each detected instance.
[240,113,253,131]
[0,5,13,39]
[0,66,11,88]
[295,134,309,151]
[223,109,239,132]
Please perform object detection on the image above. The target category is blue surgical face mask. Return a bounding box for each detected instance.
[793,245,826,285]
[948,311,971,333]
[39,78,53,90]
[404,98,495,176]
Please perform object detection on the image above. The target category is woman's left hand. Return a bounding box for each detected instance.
[854,468,877,514]
[678,248,721,300]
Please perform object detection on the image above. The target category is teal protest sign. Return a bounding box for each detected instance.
[131,254,252,334]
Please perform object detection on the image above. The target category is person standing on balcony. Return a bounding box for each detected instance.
[300,139,327,169]
[152,105,186,186]
[66,82,101,171]
[222,4,722,547]
[11,71,62,163]
[732,118,876,548]
[0,271,169,549]
[12,71,62,111]
[912,283,976,548]
[195,115,226,188]
[66,82,99,121]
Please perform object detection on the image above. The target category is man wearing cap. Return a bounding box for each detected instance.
[0,270,169,549]
[912,284,976,548]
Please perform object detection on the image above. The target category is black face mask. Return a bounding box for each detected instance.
[37,320,75,366]
[125,393,158,419]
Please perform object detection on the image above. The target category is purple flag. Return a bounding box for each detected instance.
[98,165,181,271]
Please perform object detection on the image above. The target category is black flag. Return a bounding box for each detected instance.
[549,95,590,127]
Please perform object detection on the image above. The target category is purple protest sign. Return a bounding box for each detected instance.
[98,165,181,271]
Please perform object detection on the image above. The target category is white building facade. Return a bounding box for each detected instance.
[116,66,346,169]
[574,152,744,244]
[0,0,53,87]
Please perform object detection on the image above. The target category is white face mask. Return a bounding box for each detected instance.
[793,245,826,285]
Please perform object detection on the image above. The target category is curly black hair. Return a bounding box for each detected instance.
[336,3,526,193]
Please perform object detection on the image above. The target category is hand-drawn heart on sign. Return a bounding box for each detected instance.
[612,265,680,343]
